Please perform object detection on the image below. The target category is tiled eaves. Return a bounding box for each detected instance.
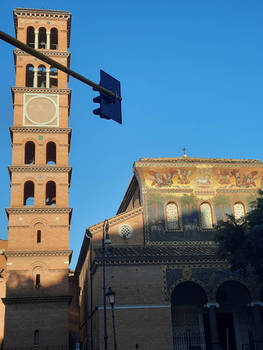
[89,207,144,235]
[93,244,220,265]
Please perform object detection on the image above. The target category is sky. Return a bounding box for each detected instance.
[0,0,263,268]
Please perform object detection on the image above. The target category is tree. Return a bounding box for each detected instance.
[215,190,263,279]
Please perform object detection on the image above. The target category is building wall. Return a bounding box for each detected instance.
[0,240,8,348]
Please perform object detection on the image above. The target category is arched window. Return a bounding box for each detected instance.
[38,27,46,49]
[46,181,56,206]
[34,330,39,345]
[200,203,213,229]
[37,230,41,243]
[38,65,46,88]
[50,67,58,88]
[26,64,34,87]
[233,202,245,220]
[50,28,58,50]
[26,27,35,48]
[25,141,35,164]
[46,142,56,165]
[35,274,40,288]
[166,202,179,230]
[24,181,34,206]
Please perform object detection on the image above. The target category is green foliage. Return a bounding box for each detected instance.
[215,190,263,279]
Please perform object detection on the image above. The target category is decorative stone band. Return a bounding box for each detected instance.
[248,301,263,307]
[97,304,171,310]
[9,166,72,173]
[135,158,263,167]
[6,207,72,216]
[5,249,72,258]
[2,295,72,305]
[10,126,72,134]
[204,302,220,308]
[89,207,143,234]
[11,87,71,95]
[14,49,71,58]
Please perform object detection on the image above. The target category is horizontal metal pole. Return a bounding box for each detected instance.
[0,30,121,101]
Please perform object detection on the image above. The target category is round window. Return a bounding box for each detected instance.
[119,224,133,239]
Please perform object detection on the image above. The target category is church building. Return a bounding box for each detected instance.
[1,7,263,350]
[76,157,263,350]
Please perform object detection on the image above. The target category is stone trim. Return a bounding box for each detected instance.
[5,250,72,257]
[11,87,71,95]
[14,49,70,58]
[9,166,72,173]
[89,207,143,234]
[2,295,72,305]
[10,126,71,134]
[6,207,72,215]
[97,304,171,310]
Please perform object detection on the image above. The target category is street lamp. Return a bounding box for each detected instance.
[102,220,111,350]
[106,287,117,350]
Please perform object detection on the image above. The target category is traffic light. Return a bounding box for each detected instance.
[93,70,122,124]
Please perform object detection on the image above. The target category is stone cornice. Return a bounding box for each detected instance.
[14,49,70,58]
[11,86,71,95]
[135,157,263,168]
[5,249,72,257]
[10,126,71,134]
[89,207,143,235]
[9,166,72,173]
[2,295,72,305]
[6,207,72,216]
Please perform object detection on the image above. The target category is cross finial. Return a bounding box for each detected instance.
[182,147,187,157]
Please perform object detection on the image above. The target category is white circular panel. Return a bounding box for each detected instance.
[25,96,57,125]
[119,224,133,239]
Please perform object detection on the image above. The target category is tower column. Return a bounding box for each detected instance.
[204,302,221,350]
[46,67,50,88]
[34,29,39,49]
[249,302,263,350]
[33,67,38,87]
[46,31,50,50]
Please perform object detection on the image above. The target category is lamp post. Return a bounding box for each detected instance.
[106,287,117,350]
[102,220,111,350]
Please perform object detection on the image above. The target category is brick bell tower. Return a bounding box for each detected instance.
[3,8,72,348]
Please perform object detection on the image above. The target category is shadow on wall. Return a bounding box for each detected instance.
[1,270,79,350]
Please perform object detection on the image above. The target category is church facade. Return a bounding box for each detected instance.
[76,157,263,350]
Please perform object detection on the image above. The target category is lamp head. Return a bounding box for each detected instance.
[106,286,116,306]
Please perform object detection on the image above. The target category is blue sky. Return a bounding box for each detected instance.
[0,0,263,267]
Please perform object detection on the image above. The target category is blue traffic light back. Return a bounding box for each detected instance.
[93,70,122,124]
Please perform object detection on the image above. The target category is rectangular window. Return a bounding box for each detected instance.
[36,274,40,288]
[37,230,41,243]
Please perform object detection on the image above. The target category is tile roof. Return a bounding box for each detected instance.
[93,244,219,264]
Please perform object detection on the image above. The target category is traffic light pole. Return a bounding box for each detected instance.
[0,30,121,101]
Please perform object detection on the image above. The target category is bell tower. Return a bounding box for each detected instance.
[3,8,72,348]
